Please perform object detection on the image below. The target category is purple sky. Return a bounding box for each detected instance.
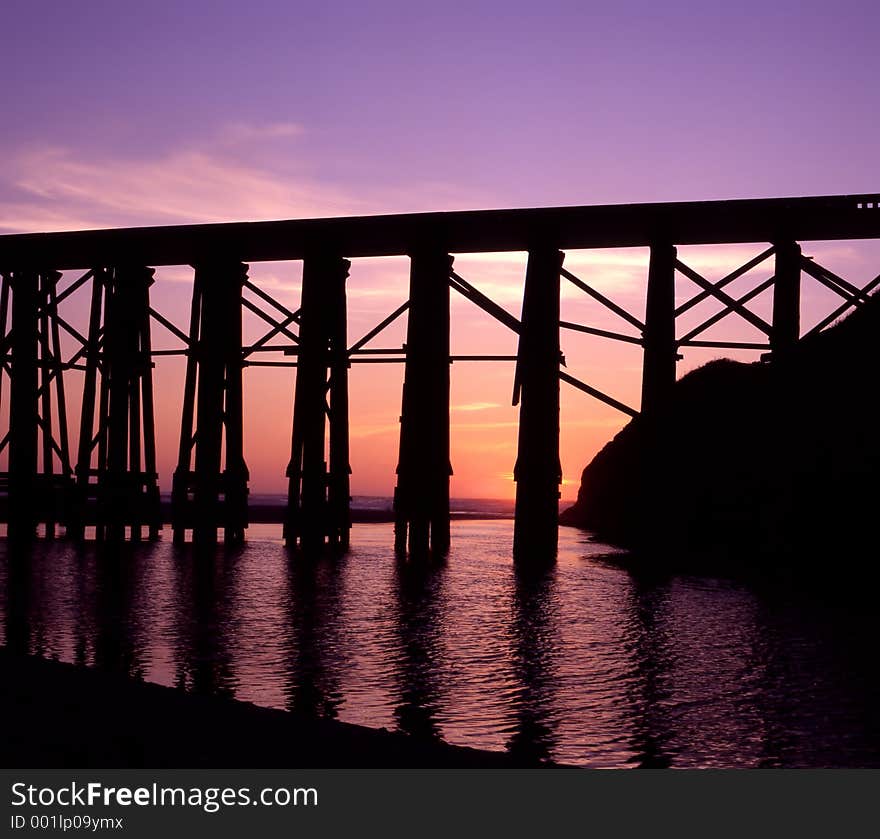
[2,1,877,232]
[2,1,878,498]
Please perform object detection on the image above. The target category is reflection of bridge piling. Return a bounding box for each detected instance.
[0,194,877,559]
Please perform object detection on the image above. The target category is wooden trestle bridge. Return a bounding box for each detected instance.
[0,194,878,559]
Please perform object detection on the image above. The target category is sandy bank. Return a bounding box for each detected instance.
[0,649,543,768]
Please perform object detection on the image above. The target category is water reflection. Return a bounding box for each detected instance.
[171,545,240,697]
[505,566,559,763]
[282,554,346,718]
[90,545,150,679]
[391,556,446,740]
[3,547,32,656]
[744,599,799,768]
[1,522,879,767]
[620,571,676,768]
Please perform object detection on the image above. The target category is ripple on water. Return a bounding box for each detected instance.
[1,520,878,767]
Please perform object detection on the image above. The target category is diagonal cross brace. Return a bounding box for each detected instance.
[675,259,772,337]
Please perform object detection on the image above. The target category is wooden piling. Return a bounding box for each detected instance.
[512,248,563,563]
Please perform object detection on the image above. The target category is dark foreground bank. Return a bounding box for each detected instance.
[0,649,540,768]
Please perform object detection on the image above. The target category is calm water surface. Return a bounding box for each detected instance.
[1,520,878,767]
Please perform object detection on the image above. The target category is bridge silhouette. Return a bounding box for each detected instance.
[0,194,878,560]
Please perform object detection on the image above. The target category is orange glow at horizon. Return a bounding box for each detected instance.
[2,240,880,503]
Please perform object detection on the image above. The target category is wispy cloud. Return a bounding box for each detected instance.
[452,401,503,412]
[0,120,490,235]
[0,142,363,234]
[216,121,304,145]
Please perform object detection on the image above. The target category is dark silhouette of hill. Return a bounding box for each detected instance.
[561,292,880,571]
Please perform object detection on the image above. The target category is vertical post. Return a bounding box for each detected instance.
[137,270,161,540]
[192,265,225,544]
[91,265,159,541]
[768,241,801,556]
[639,244,677,550]
[0,275,9,424]
[123,266,160,541]
[95,327,110,542]
[393,250,452,556]
[327,259,351,549]
[172,271,202,544]
[285,254,350,552]
[37,272,58,537]
[288,256,330,551]
[189,261,249,545]
[8,271,39,541]
[640,243,677,417]
[47,273,73,534]
[771,241,801,357]
[222,263,248,544]
[104,268,132,541]
[72,268,107,540]
[512,248,563,563]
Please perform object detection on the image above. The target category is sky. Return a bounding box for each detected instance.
[1,1,878,499]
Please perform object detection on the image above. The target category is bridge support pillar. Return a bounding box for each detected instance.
[638,244,678,548]
[7,271,39,541]
[70,268,108,541]
[640,243,677,417]
[37,270,75,539]
[513,247,563,564]
[771,241,801,357]
[394,251,452,556]
[74,266,160,541]
[284,254,351,552]
[327,258,351,550]
[172,261,249,545]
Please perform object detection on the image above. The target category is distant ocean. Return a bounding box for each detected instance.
[159,493,518,520]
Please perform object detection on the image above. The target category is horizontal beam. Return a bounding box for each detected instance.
[2,194,879,270]
[246,355,525,367]
[451,354,518,362]
[679,339,770,350]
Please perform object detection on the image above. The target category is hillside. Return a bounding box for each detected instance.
[560,293,880,566]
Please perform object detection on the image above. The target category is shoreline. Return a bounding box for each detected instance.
[159,501,519,525]
[0,648,552,768]
[240,505,514,524]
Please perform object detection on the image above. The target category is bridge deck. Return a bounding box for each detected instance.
[0,193,879,269]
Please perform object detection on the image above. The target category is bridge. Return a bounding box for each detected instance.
[0,193,878,560]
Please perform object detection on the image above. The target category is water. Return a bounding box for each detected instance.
[1,517,878,767]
